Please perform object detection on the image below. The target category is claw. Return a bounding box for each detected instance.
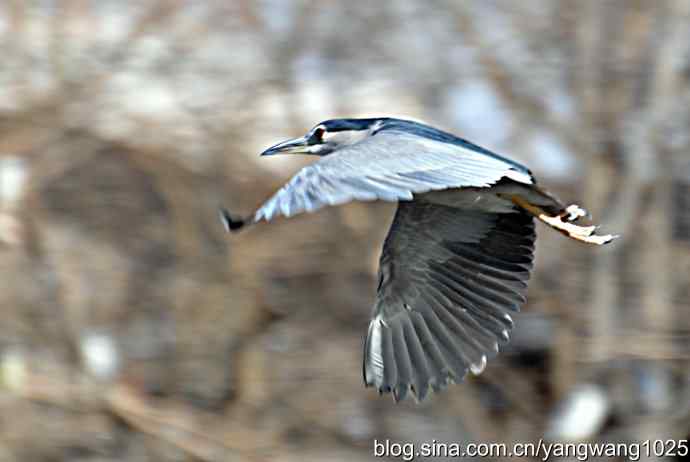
[562,204,588,222]
[572,232,617,245]
[540,215,617,244]
[539,215,600,241]
[509,196,618,246]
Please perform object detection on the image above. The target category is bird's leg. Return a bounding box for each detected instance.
[507,195,618,245]
[526,184,589,222]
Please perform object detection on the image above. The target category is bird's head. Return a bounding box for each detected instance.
[260,118,387,157]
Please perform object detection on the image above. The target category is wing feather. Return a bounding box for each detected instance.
[363,200,535,401]
[253,131,533,223]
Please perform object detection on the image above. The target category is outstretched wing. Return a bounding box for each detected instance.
[252,130,533,223]
[363,200,535,401]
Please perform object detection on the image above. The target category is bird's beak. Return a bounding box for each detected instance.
[260,136,310,156]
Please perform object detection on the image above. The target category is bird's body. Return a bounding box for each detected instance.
[222,117,617,401]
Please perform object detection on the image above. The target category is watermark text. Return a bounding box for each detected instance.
[373,438,689,460]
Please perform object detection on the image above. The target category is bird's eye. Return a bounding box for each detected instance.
[311,126,326,141]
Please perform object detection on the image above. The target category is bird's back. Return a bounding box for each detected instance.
[373,118,532,176]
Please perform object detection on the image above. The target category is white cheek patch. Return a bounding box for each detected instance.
[324,130,369,147]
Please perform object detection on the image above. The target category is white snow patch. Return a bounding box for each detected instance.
[0,157,27,205]
[546,383,610,442]
[1,347,27,393]
[80,331,120,381]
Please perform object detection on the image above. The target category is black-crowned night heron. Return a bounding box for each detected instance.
[221,117,617,402]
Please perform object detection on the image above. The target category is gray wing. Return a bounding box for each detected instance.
[252,130,533,223]
[363,201,535,401]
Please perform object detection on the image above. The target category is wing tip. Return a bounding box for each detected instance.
[363,320,466,403]
[219,208,247,232]
[365,370,459,403]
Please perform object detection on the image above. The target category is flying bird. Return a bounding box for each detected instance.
[221,117,617,402]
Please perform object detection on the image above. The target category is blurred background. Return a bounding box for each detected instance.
[1,1,690,461]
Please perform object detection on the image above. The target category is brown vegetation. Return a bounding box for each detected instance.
[1,1,690,460]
